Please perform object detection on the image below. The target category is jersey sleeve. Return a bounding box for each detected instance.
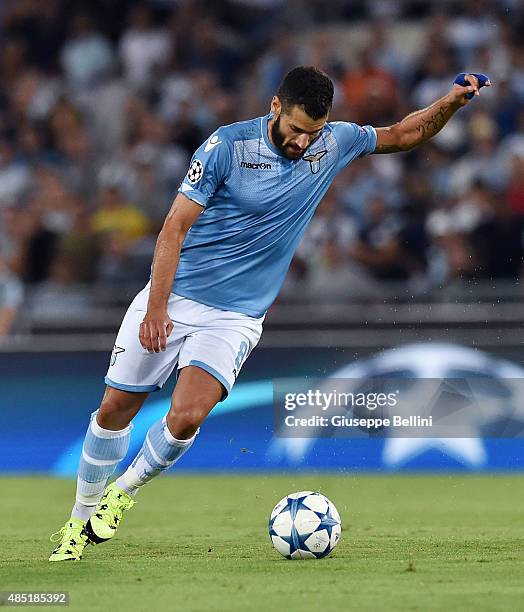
[178,128,232,207]
[331,121,377,171]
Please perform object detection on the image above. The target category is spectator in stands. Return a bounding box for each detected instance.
[176,17,243,89]
[411,43,456,110]
[426,180,493,283]
[54,122,98,203]
[0,38,28,92]
[297,187,383,301]
[450,110,505,196]
[342,45,398,125]
[296,186,357,273]
[91,179,151,246]
[0,254,23,338]
[16,121,53,166]
[472,181,524,279]
[0,139,31,207]
[60,12,114,89]
[119,3,171,93]
[56,206,100,284]
[350,195,427,282]
[445,0,499,67]
[28,253,94,322]
[124,143,173,229]
[504,153,524,216]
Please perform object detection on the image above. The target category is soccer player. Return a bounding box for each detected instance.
[49,66,489,560]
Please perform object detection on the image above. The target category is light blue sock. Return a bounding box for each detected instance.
[116,416,196,495]
[71,411,132,520]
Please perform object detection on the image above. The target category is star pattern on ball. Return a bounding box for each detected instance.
[269,492,341,559]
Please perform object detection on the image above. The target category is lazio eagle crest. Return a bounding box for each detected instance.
[303,150,327,174]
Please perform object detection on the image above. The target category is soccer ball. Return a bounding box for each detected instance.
[268,491,341,559]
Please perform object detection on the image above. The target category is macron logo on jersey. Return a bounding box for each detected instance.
[240,161,272,170]
[204,134,222,152]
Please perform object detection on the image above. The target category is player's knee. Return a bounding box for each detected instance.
[167,396,212,437]
[97,389,144,429]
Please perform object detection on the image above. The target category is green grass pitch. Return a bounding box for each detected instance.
[1,474,523,611]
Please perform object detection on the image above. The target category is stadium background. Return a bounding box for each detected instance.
[2,0,524,475]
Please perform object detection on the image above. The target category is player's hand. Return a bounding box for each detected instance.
[450,73,491,107]
[139,310,174,354]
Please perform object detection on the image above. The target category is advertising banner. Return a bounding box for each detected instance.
[1,343,523,473]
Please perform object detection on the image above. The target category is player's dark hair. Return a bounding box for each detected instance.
[277,66,334,120]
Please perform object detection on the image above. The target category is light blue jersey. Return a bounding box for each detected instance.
[174,113,376,317]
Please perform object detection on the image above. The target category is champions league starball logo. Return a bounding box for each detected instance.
[268,343,524,468]
[187,159,204,184]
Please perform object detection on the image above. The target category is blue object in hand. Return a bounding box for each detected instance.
[453,73,490,99]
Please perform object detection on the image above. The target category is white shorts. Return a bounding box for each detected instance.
[105,283,264,398]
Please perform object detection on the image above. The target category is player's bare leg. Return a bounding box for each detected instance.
[85,366,223,544]
[166,365,224,439]
[49,388,148,561]
[96,387,149,430]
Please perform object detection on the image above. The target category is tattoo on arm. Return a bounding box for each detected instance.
[415,101,452,140]
[374,96,458,154]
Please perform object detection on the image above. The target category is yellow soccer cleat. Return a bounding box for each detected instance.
[84,483,135,544]
[49,518,89,562]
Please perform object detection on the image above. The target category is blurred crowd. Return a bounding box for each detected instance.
[1,0,524,334]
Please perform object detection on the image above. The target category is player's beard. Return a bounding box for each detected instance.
[271,115,306,160]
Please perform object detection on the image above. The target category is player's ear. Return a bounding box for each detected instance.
[271,96,281,116]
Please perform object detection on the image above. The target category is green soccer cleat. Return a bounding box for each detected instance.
[49,518,88,562]
[84,483,135,544]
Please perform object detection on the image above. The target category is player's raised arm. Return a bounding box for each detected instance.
[140,194,203,354]
[373,73,492,154]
